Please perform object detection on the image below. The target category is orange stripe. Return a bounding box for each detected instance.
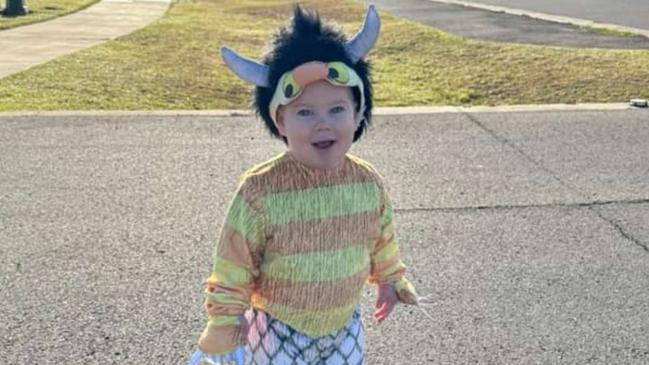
[251,153,378,193]
[236,179,265,213]
[253,266,369,311]
[204,283,251,303]
[198,325,245,355]
[372,229,394,255]
[368,264,405,285]
[371,254,401,274]
[216,226,261,271]
[204,300,244,316]
[266,211,381,256]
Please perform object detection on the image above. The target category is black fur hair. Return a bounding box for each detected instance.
[253,5,373,145]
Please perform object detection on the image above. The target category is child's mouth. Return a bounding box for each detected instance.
[312,140,336,149]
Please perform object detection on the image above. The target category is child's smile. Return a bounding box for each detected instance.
[276,80,359,171]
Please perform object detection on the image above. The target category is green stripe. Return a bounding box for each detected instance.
[380,221,395,239]
[381,199,393,228]
[374,240,399,263]
[263,244,370,282]
[224,195,263,246]
[264,300,360,336]
[206,292,248,307]
[211,257,253,285]
[207,315,239,327]
[264,183,380,225]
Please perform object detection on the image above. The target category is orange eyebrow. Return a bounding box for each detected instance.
[293,62,328,86]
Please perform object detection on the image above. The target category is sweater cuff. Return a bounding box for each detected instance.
[394,277,418,305]
[197,316,245,355]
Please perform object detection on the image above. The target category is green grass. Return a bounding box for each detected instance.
[0,0,99,30]
[581,25,636,38]
[0,0,648,111]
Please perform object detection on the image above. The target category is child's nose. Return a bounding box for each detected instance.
[314,117,334,130]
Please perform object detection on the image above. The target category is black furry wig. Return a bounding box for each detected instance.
[253,5,374,145]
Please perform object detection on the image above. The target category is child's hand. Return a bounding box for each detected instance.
[374,283,399,324]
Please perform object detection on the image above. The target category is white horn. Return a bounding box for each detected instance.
[221,47,270,87]
[344,5,381,63]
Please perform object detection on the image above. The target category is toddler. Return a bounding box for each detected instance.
[188,5,426,365]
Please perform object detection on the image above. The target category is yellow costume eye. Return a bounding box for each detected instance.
[327,62,350,84]
[282,73,300,98]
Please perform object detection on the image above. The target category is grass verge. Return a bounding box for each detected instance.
[581,25,637,38]
[0,0,99,30]
[0,0,648,110]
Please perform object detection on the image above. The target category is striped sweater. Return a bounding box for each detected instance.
[197,151,418,355]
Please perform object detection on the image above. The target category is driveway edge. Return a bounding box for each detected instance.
[0,103,643,118]
[426,0,649,38]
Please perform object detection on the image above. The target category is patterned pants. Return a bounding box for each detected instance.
[243,307,364,365]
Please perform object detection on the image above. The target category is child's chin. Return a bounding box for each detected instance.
[312,155,346,171]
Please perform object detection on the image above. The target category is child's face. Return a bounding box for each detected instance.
[276,80,358,170]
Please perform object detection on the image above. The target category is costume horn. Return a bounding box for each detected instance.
[344,5,381,63]
[221,47,271,87]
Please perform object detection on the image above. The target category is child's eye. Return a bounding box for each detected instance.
[297,109,313,117]
[330,106,345,114]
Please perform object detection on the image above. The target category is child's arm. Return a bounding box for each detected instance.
[368,183,418,321]
[197,178,265,355]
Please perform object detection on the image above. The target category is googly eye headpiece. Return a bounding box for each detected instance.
[220,5,380,144]
[268,61,365,127]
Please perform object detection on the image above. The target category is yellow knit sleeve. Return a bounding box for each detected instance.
[197,177,265,355]
[367,182,418,305]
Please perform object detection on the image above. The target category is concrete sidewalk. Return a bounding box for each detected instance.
[0,0,170,79]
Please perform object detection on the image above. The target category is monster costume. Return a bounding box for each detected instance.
[189,5,422,365]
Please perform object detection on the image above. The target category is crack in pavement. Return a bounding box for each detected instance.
[395,198,649,253]
[462,112,583,194]
[456,112,649,253]
[587,206,649,253]
[395,197,649,213]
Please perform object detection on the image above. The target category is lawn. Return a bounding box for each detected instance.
[0,0,647,110]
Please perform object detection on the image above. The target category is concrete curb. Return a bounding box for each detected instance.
[426,0,649,38]
[0,103,644,118]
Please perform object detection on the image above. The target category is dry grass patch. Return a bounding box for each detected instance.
[0,0,647,111]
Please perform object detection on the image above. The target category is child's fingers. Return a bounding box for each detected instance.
[375,307,391,323]
[373,302,386,320]
[373,299,395,323]
[374,283,399,323]
[374,301,387,315]
[375,310,388,323]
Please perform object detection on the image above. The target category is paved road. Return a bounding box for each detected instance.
[362,0,649,49]
[1,110,649,364]
[463,0,649,30]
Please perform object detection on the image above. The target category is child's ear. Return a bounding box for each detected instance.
[354,105,363,126]
[276,108,287,137]
[353,99,365,126]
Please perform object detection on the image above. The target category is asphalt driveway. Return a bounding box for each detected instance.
[1,109,648,364]
[361,0,649,49]
[458,0,649,30]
